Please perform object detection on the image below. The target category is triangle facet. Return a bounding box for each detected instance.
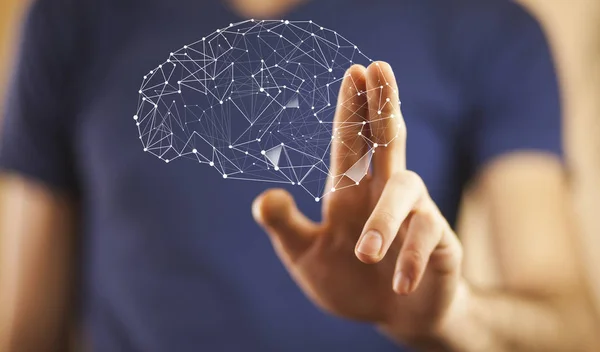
[286,95,299,108]
[345,152,372,183]
[265,145,283,167]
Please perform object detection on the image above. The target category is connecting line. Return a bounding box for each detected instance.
[134,19,397,200]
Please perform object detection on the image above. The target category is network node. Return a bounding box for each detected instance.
[134,19,380,200]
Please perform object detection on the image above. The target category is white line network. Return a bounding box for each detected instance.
[134,19,397,201]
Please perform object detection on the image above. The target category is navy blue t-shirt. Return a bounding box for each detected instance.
[1,0,562,351]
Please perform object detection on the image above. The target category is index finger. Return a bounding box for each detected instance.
[365,62,406,183]
[328,64,369,189]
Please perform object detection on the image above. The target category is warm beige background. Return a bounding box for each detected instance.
[460,0,600,312]
[0,0,26,106]
[520,0,600,309]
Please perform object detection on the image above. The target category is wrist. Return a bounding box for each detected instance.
[436,280,498,352]
[435,279,473,346]
[376,279,474,351]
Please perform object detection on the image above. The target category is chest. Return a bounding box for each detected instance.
[73,0,467,228]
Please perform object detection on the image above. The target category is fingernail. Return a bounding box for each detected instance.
[357,230,383,257]
[393,272,411,294]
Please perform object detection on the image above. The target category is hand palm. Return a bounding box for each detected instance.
[253,62,462,338]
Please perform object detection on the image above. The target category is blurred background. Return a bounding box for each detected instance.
[456,0,600,311]
[0,0,599,340]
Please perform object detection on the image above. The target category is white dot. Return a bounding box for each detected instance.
[133,115,138,120]
[374,143,379,148]
[386,98,390,102]
[223,174,228,179]
[220,101,223,104]
[362,121,367,125]
[143,148,148,152]
[328,68,333,72]
[192,149,197,153]
[331,187,336,192]
[274,166,280,171]
[228,145,233,149]
[378,111,382,115]
[209,162,214,166]
[261,150,266,155]
[358,132,362,135]
[285,20,289,24]
[315,197,320,202]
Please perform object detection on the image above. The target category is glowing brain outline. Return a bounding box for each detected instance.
[134,19,393,201]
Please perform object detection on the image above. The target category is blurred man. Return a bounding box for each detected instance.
[0,0,598,351]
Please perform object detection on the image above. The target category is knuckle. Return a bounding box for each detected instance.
[372,210,399,229]
[390,170,423,189]
[402,248,426,275]
[405,170,424,187]
[416,209,438,229]
[395,121,407,138]
[405,246,425,263]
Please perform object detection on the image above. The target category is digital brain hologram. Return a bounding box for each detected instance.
[133,19,400,201]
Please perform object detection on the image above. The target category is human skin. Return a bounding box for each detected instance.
[252,62,600,351]
[1,1,599,350]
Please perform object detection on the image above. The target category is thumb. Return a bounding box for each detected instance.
[252,189,318,263]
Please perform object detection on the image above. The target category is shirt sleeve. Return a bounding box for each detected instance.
[0,0,83,195]
[465,1,563,171]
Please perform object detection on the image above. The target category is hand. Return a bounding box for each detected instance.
[252,62,465,343]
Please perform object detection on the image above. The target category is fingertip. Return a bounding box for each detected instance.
[342,64,367,94]
[355,250,382,264]
[392,271,413,296]
[355,230,384,264]
[366,60,392,76]
[366,61,397,88]
[252,188,294,226]
[346,64,367,78]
